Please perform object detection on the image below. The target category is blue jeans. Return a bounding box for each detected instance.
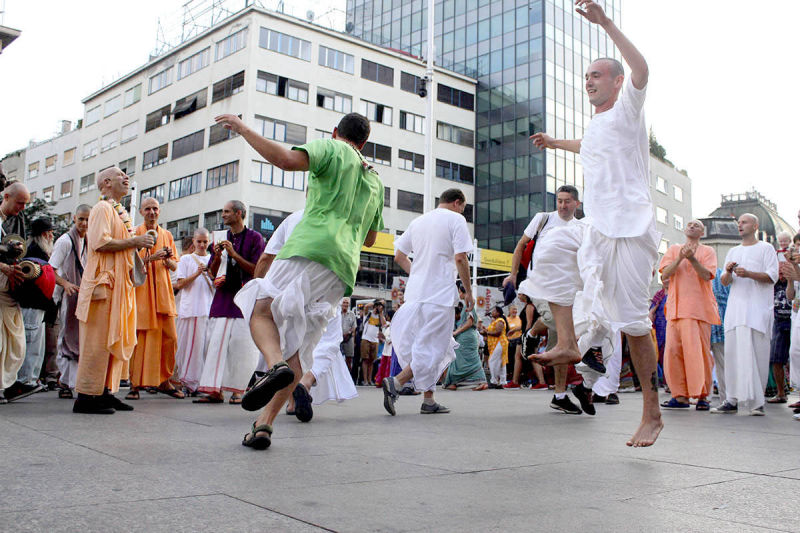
[17,308,46,385]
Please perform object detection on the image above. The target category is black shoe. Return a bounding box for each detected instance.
[382,377,398,416]
[605,393,620,405]
[73,394,115,414]
[241,361,295,412]
[5,381,44,402]
[102,393,134,411]
[550,394,582,415]
[581,347,606,374]
[292,383,313,423]
[398,385,420,395]
[593,394,607,403]
[119,379,131,388]
[46,381,58,391]
[572,383,596,416]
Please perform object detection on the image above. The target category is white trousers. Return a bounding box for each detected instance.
[589,331,622,395]
[198,318,260,394]
[310,311,357,405]
[234,258,344,373]
[790,311,800,389]
[392,301,457,392]
[724,326,770,408]
[175,316,209,391]
[711,341,726,400]
[488,342,506,385]
[56,353,78,389]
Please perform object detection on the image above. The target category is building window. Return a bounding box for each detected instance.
[101,130,118,152]
[143,144,168,170]
[316,88,352,113]
[361,142,391,166]
[63,148,75,166]
[215,28,248,61]
[384,186,391,207]
[80,173,95,193]
[436,121,474,147]
[360,59,393,86]
[124,84,141,107]
[400,71,424,94]
[319,45,354,74]
[436,159,474,184]
[206,161,239,189]
[316,129,332,139]
[121,121,138,143]
[399,111,425,134]
[172,130,205,160]
[656,206,668,224]
[463,203,474,223]
[674,185,684,202]
[43,186,54,202]
[209,120,239,146]
[166,215,199,241]
[148,67,172,94]
[169,172,202,200]
[82,139,98,160]
[399,150,424,173]
[397,190,423,213]
[259,28,310,61]
[28,161,39,178]
[104,95,121,117]
[437,84,474,111]
[45,155,57,173]
[85,105,101,126]
[173,88,207,119]
[145,105,171,132]
[204,209,224,230]
[178,47,210,79]
[656,175,667,193]
[359,100,392,126]
[119,157,136,177]
[254,116,306,144]
[140,184,165,204]
[251,161,305,191]
[212,71,245,103]
[256,71,309,103]
[674,214,684,230]
[658,239,669,255]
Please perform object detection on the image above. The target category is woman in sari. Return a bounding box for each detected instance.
[443,284,488,390]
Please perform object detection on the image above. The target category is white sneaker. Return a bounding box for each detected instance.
[793,413,800,421]
[750,406,765,416]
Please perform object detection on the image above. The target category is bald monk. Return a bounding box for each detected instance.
[658,219,719,410]
[73,168,156,414]
[125,197,182,400]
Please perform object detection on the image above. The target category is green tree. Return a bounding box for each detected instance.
[23,198,70,239]
[649,128,667,161]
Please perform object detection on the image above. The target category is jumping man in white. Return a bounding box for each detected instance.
[529,0,662,446]
[711,214,779,415]
[382,188,475,415]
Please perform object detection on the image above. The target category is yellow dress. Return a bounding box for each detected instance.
[486,318,509,365]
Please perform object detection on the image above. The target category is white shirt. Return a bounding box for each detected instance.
[50,231,86,304]
[580,76,653,239]
[394,207,473,306]
[523,211,582,273]
[723,241,779,334]
[264,210,304,256]
[362,310,381,343]
[175,253,214,317]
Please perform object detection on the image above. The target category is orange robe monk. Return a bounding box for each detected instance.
[75,201,137,395]
[659,244,720,400]
[128,224,178,389]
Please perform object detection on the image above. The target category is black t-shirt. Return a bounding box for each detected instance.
[775,279,792,322]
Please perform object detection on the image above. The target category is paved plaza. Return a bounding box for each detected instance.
[2,386,800,532]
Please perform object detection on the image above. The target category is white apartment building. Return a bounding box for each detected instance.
[650,155,693,255]
[76,6,476,251]
[22,121,82,219]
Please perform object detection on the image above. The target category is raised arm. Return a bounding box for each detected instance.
[215,114,310,171]
[576,0,648,89]
[530,133,581,154]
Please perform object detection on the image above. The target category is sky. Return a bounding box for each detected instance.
[1,0,798,227]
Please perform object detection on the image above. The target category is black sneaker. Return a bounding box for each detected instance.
[593,394,607,404]
[605,393,620,405]
[572,382,596,416]
[102,393,134,411]
[581,347,606,374]
[398,385,420,395]
[382,377,398,416]
[292,383,314,423]
[73,394,115,415]
[710,402,738,414]
[550,394,582,415]
[5,381,44,402]
[241,361,295,412]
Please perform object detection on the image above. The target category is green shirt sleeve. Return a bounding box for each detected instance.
[292,139,334,177]
[370,183,385,232]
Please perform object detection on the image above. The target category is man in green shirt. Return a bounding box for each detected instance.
[216,112,383,450]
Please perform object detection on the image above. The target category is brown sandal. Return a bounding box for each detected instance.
[125,389,140,400]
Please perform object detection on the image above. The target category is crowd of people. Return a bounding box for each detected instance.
[2,1,799,453]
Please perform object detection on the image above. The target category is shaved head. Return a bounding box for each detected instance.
[3,182,29,199]
[96,167,119,189]
[592,57,624,78]
[140,197,159,210]
[1,182,30,216]
[194,227,209,238]
[76,204,92,215]
[740,213,759,226]
[689,219,705,228]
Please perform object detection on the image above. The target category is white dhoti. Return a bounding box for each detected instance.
[588,331,622,395]
[175,316,209,391]
[56,354,78,389]
[310,311,357,405]
[488,342,506,385]
[0,300,25,391]
[391,301,457,392]
[198,317,260,394]
[724,325,770,409]
[790,312,800,390]
[234,257,344,373]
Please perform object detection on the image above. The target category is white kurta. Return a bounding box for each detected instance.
[310,311,357,404]
[176,316,209,391]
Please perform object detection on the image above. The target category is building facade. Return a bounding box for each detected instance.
[22,122,82,219]
[649,155,693,255]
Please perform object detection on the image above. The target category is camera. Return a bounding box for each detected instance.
[418,76,428,98]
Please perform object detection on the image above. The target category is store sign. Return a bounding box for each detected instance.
[390,276,502,315]
[252,213,287,241]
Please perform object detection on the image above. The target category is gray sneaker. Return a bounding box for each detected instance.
[382,377,398,416]
[750,406,765,416]
[710,401,738,414]
[420,402,450,414]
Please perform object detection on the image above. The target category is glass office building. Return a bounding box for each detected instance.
[346,0,622,251]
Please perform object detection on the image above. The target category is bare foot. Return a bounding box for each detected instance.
[530,345,581,367]
[445,385,457,391]
[472,383,488,391]
[626,415,664,447]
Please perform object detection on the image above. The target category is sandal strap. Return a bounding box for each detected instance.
[250,421,273,435]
